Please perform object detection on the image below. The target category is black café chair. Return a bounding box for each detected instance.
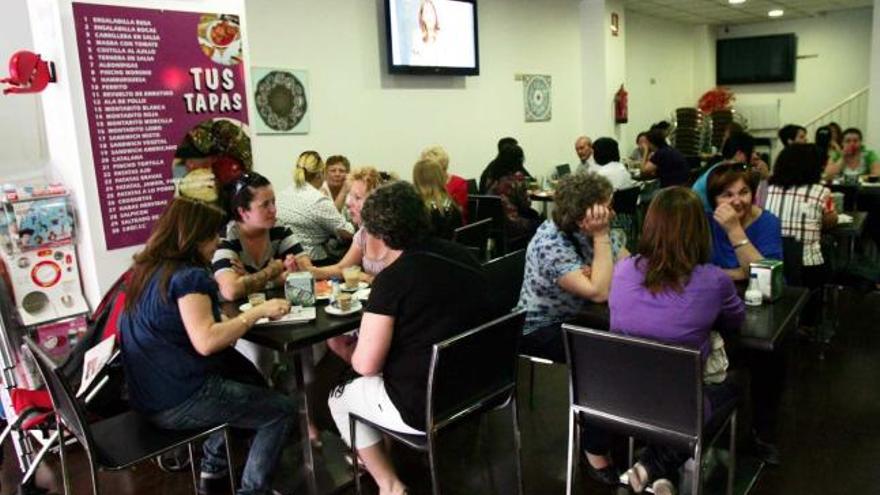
[562,325,737,495]
[466,178,478,195]
[482,249,550,407]
[782,236,805,287]
[483,249,526,315]
[469,194,509,257]
[453,217,492,261]
[612,186,642,250]
[24,338,235,495]
[349,310,526,495]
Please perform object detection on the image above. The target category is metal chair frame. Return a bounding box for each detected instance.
[24,338,235,495]
[349,311,526,495]
[562,324,737,495]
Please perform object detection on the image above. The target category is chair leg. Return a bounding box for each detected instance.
[528,361,535,409]
[628,436,635,468]
[223,428,237,495]
[427,431,440,495]
[427,434,442,495]
[56,417,70,495]
[692,441,702,495]
[565,409,576,495]
[727,412,737,495]
[188,442,199,495]
[510,396,524,495]
[349,415,362,495]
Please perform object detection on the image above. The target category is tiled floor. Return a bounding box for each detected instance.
[4,289,879,494]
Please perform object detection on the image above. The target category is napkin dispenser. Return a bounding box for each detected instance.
[749,259,784,302]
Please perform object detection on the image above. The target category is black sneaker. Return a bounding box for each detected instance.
[197,471,231,495]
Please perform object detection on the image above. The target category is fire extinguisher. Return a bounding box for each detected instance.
[614,84,628,124]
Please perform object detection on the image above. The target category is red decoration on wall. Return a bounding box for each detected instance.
[614,84,628,124]
[698,86,735,114]
[1,50,56,95]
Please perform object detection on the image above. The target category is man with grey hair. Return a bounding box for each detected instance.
[575,135,596,174]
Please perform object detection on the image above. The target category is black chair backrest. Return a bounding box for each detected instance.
[466,178,478,195]
[483,249,526,316]
[612,187,641,216]
[562,324,702,450]
[556,164,571,177]
[427,310,526,430]
[453,218,492,260]
[25,337,97,455]
[469,194,507,251]
[781,236,804,286]
[829,184,858,212]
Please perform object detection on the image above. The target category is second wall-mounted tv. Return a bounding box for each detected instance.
[385,0,479,76]
[716,34,797,85]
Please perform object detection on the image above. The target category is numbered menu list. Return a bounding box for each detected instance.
[74,4,179,249]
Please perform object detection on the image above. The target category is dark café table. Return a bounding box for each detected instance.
[222,296,361,495]
[570,286,809,352]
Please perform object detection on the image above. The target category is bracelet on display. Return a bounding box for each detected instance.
[733,238,751,250]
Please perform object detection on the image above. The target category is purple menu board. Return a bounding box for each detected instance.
[73,3,251,250]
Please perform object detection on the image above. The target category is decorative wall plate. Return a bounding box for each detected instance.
[253,68,310,134]
[523,74,552,122]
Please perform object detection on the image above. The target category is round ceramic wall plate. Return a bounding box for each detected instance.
[255,71,307,131]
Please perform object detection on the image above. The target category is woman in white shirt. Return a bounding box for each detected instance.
[593,137,637,191]
[277,151,354,265]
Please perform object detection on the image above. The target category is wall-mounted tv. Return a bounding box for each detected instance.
[385,0,479,76]
[716,34,796,85]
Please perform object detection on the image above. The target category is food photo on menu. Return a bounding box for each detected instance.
[172,118,252,204]
[198,14,242,66]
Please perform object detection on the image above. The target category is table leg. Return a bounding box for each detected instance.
[292,349,319,495]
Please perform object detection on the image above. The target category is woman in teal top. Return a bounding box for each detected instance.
[824,127,880,181]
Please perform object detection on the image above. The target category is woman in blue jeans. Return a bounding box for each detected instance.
[120,197,296,495]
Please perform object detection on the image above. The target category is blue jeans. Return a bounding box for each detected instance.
[150,375,297,495]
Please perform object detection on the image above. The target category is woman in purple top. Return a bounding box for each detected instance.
[584,187,744,494]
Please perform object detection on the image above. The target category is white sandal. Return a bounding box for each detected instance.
[625,463,649,493]
[652,478,676,495]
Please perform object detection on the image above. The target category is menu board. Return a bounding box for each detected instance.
[73,3,251,250]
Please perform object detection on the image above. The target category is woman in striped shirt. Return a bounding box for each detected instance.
[765,143,838,327]
[212,172,312,302]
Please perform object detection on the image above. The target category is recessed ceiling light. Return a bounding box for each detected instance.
[729,0,746,4]
[768,9,784,17]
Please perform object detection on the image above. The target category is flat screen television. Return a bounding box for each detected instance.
[716,34,796,85]
[385,0,479,76]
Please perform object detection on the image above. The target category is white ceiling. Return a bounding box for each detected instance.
[621,0,875,25]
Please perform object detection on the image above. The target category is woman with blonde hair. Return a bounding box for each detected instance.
[277,150,354,266]
[309,166,389,284]
[420,145,469,220]
[412,158,462,239]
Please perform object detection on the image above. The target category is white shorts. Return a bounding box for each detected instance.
[328,375,423,449]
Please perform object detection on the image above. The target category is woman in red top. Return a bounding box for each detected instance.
[421,145,469,222]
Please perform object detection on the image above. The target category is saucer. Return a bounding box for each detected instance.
[339,281,369,293]
[325,299,363,316]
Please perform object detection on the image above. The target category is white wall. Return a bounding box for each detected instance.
[0,0,47,180]
[622,11,701,148]
[868,2,880,151]
[245,0,584,186]
[717,8,874,132]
